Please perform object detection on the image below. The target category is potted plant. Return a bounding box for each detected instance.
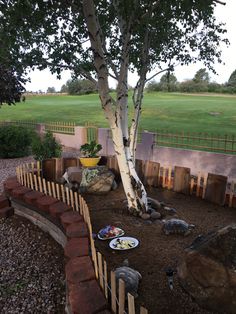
[79,140,102,167]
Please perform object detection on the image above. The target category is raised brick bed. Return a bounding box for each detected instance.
[2,177,110,314]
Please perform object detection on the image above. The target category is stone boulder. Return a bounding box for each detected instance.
[79,166,115,194]
[177,224,236,313]
[66,167,83,183]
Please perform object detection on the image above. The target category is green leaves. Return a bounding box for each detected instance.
[80,140,102,157]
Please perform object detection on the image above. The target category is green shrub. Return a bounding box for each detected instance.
[31,131,62,161]
[0,125,34,158]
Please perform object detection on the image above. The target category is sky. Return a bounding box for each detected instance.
[25,0,236,92]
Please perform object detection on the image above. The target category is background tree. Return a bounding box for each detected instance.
[0,0,228,214]
[193,68,210,84]
[47,86,56,93]
[0,64,25,105]
[63,79,97,95]
[227,69,236,88]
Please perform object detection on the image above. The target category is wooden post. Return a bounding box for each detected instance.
[61,184,65,203]
[47,181,52,196]
[196,172,201,197]
[29,173,34,189]
[33,174,38,191]
[140,307,148,314]
[104,260,108,299]
[97,252,104,290]
[56,184,60,201]
[190,177,195,195]
[51,182,56,198]
[38,177,43,193]
[118,279,125,314]
[66,187,70,205]
[202,173,208,199]
[128,293,135,314]
[42,178,47,194]
[74,192,79,212]
[111,271,117,314]
[229,181,235,207]
[168,166,172,190]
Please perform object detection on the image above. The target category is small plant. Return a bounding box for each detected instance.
[31,131,62,161]
[80,141,102,158]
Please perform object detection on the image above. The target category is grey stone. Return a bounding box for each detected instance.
[178,225,236,313]
[141,213,151,220]
[147,197,162,209]
[115,265,142,298]
[79,166,115,194]
[66,166,82,183]
[150,211,161,220]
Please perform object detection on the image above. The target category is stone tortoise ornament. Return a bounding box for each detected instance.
[114,259,142,298]
[162,218,195,236]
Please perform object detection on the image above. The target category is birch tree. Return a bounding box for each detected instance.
[0,0,228,214]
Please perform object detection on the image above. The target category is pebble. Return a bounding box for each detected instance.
[0,156,67,313]
[141,213,151,220]
[150,211,161,220]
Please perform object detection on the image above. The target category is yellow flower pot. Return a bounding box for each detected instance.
[79,157,101,167]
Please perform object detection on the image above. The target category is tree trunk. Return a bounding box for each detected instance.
[83,0,148,215]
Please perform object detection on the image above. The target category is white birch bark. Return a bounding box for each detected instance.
[83,0,148,214]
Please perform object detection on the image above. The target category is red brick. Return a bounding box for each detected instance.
[23,190,44,206]
[0,195,10,209]
[49,201,72,218]
[4,180,21,195]
[69,280,108,314]
[36,195,59,213]
[0,207,14,218]
[64,238,89,259]
[60,211,83,229]
[12,187,31,200]
[65,256,95,283]
[66,221,88,238]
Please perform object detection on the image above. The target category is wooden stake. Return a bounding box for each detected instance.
[33,174,38,191]
[61,184,65,203]
[74,192,79,212]
[51,182,56,198]
[47,181,52,196]
[111,271,117,314]
[196,172,201,197]
[66,187,70,205]
[56,184,60,201]
[70,189,74,209]
[202,173,208,199]
[128,293,135,314]
[29,173,34,189]
[104,260,108,299]
[38,176,43,193]
[168,166,172,190]
[140,306,148,314]
[118,279,125,314]
[42,178,47,194]
[229,181,235,207]
[190,177,195,195]
[97,252,104,290]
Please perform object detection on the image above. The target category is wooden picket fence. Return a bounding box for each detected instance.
[45,121,75,134]
[15,161,148,314]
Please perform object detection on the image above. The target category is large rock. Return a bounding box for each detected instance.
[66,167,83,183]
[178,224,236,313]
[79,166,115,194]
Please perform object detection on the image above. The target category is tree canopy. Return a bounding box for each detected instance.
[0,65,25,105]
[227,69,236,87]
[60,78,97,95]
[0,0,229,214]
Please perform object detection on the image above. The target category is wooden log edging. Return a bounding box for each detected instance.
[3,176,110,314]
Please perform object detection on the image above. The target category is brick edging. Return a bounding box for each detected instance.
[3,176,110,314]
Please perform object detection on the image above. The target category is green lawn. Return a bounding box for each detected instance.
[1,92,236,134]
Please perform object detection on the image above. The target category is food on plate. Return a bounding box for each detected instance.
[98,225,123,239]
[112,238,136,249]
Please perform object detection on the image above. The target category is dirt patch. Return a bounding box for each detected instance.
[84,185,236,314]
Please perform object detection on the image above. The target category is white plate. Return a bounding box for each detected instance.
[109,237,139,250]
[97,227,125,240]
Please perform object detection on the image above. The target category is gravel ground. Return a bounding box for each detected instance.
[0,156,66,313]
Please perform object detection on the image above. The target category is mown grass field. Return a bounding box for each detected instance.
[1,92,236,134]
